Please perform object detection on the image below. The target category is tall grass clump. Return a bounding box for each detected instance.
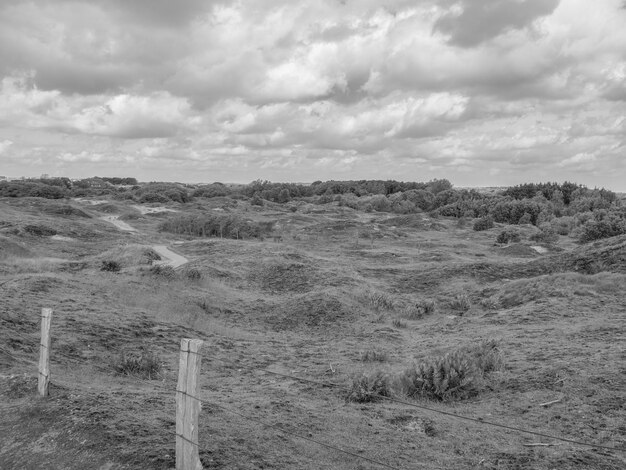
[363,290,395,311]
[450,293,471,313]
[402,299,436,319]
[115,348,163,379]
[360,350,388,362]
[346,371,392,403]
[401,351,479,401]
[400,340,504,401]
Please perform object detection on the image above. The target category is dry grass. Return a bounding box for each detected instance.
[360,350,388,362]
[115,348,163,380]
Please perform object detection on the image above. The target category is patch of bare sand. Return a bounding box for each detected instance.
[99,215,137,232]
[131,205,177,215]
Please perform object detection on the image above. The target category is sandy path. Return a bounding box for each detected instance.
[99,213,188,268]
[151,245,188,268]
[100,215,137,232]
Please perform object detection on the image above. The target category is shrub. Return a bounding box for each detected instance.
[149,265,176,279]
[184,268,202,280]
[369,195,391,212]
[100,260,121,272]
[23,225,57,236]
[159,213,262,239]
[518,213,532,225]
[139,192,170,204]
[400,351,480,401]
[115,348,163,379]
[578,211,626,243]
[142,249,161,265]
[550,216,576,236]
[346,371,392,403]
[530,225,559,244]
[496,229,521,244]
[450,293,471,313]
[473,216,494,231]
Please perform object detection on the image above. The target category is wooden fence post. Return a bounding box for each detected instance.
[176,338,204,470]
[38,308,53,397]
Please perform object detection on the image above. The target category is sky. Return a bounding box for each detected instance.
[0,0,625,189]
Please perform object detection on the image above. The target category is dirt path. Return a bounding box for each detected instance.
[151,245,189,268]
[100,215,137,232]
[99,213,188,268]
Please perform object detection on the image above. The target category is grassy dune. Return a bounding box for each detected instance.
[0,196,624,469]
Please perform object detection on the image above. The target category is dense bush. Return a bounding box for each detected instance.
[473,216,494,231]
[100,260,121,272]
[0,181,67,199]
[578,210,626,243]
[23,224,57,236]
[529,225,559,244]
[138,192,170,204]
[149,265,176,279]
[159,213,263,239]
[496,229,521,244]
[192,183,232,198]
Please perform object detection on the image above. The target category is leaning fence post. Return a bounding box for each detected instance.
[38,308,53,397]
[176,338,204,470]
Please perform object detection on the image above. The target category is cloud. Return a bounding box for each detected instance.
[0,74,196,138]
[0,139,13,154]
[0,0,625,188]
[434,0,561,47]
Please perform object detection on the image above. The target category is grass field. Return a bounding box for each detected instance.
[1,195,625,469]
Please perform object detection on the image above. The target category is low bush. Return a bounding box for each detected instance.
[346,371,392,403]
[139,192,169,204]
[530,225,559,244]
[496,229,521,244]
[100,260,121,272]
[473,216,494,231]
[159,213,262,239]
[400,351,480,401]
[183,267,202,280]
[115,348,163,379]
[550,216,576,236]
[141,249,161,265]
[149,265,176,279]
[23,225,57,236]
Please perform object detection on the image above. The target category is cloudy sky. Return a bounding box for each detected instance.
[0,0,625,189]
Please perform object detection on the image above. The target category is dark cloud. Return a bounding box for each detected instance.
[434,0,561,47]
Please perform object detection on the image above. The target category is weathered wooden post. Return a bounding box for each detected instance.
[176,338,204,470]
[38,308,53,397]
